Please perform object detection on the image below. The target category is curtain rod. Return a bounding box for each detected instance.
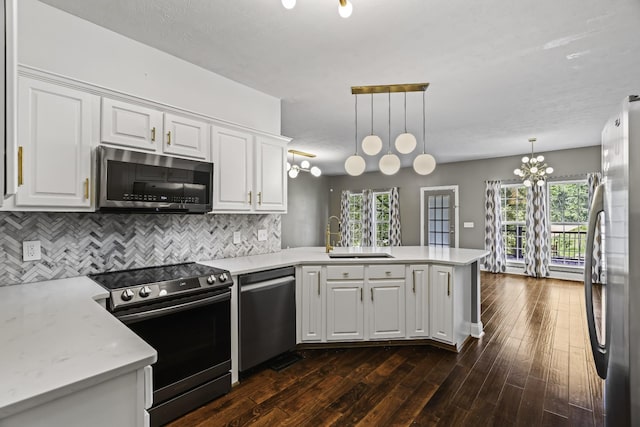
[500,172,596,184]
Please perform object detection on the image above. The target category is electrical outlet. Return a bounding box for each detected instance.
[233,231,241,244]
[258,229,267,241]
[23,241,42,261]
[463,222,475,228]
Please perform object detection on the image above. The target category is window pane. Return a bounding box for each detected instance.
[548,181,589,266]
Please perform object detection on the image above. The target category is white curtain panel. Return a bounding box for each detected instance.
[339,190,351,247]
[389,187,402,246]
[484,180,506,273]
[524,184,551,278]
[362,189,374,247]
[587,172,605,283]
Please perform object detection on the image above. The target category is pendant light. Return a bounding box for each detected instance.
[361,94,382,155]
[394,92,417,154]
[379,91,401,175]
[344,94,366,176]
[338,0,353,18]
[413,90,437,175]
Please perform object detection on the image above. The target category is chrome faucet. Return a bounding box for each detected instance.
[325,216,341,253]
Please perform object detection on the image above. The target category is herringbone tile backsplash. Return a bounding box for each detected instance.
[0,212,281,286]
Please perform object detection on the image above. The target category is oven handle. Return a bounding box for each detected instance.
[117,291,230,324]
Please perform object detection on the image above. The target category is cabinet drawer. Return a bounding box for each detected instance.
[368,264,405,279]
[326,265,364,280]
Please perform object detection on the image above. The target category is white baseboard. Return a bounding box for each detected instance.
[470,322,484,338]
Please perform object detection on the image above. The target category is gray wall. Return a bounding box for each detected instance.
[281,172,331,248]
[327,145,601,249]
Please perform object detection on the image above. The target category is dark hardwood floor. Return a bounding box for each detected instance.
[168,273,604,426]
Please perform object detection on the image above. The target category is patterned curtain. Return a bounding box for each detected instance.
[588,172,604,283]
[524,184,551,278]
[362,189,374,247]
[484,181,506,273]
[339,190,351,247]
[389,187,402,246]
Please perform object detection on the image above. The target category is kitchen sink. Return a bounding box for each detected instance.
[327,252,394,259]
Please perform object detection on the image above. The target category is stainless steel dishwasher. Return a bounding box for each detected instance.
[238,266,296,372]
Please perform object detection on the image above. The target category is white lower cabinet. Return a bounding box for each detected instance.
[326,279,365,341]
[406,265,430,338]
[0,366,151,427]
[430,265,454,343]
[367,264,405,340]
[15,76,98,209]
[300,266,323,342]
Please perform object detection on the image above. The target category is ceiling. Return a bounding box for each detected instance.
[40,0,640,175]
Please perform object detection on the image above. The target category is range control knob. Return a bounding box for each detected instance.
[206,275,216,285]
[139,286,152,298]
[219,273,228,282]
[121,289,135,301]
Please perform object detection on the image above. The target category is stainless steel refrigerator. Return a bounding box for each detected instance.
[585,95,640,426]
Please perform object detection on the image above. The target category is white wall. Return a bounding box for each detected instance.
[17,0,281,134]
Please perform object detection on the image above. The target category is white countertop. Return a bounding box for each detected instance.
[0,277,157,419]
[198,246,489,276]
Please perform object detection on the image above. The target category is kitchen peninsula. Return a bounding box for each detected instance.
[199,246,489,383]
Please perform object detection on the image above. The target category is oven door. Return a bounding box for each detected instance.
[117,290,231,405]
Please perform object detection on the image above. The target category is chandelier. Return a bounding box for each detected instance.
[287,149,321,178]
[513,138,554,187]
[281,0,353,18]
[344,83,436,176]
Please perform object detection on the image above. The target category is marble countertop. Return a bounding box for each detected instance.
[0,277,157,419]
[198,246,489,276]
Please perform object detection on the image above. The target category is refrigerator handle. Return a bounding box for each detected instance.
[585,182,608,379]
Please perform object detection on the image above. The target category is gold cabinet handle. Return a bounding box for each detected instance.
[151,127,156,142]
[166,131,171,145]
[371,288,374,301]
[17,146,24,186]
[84,178,89,200]
[258,191,262,206]
[412,270,416,293]
[317,274,320,296]
[360,287,363,301]
[447,272,451,296]
[248,191,252,204]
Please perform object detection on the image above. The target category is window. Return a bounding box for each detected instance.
[501,185,527,262]
[548,180,589,266]
[347,190,392,247]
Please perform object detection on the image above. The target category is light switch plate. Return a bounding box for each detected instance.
[23,240,42,261]
[233,231,241,244]
[463,222,475,228]
[257,229,267,241]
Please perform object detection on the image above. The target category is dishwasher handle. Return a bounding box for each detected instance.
[240,276,295,293]
[238,266,296,287]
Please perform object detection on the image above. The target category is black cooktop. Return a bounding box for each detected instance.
[89,262,227,290]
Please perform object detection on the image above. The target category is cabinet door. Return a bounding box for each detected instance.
[430,265,454,343]
[300,266,323,342]
[16,77,97,208]
[368,280,405,340]
[326,280,364,341]
[254,136,287,212]
[211,125,253,211]
[101,97,162,152]
[407,265,429,338]
[162,113,209,160]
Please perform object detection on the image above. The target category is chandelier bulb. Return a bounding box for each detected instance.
[530,166,538,174]
[536,180,545,187]
[310,166,322,177]
[523,179,532,187]
[338,0,353,18]
[546,167,554,174]
[288,168,299,178]
[537,155,544,162]
[514,168,522,176]
[300,160,310,169]
[522,156,529,163]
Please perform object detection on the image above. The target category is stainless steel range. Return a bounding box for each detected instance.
[89,262,233,427]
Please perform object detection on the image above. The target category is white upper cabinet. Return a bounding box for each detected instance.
[101,99,209,161]
[211,125,288,213]
[162,112,209,160]
[15,76,98,208]
[254,136,287,212]
[211,125,253,211]
[101,98,162,152]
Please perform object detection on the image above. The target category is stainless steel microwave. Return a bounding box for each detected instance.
[96,146,213,213]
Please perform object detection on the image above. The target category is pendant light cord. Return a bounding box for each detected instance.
[370,93,374,136]
[422,90,426,154]
[354,94,358,154]
[388,91,391,153]
[404,92,407,133]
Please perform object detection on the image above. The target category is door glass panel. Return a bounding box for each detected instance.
[425,190,456,247]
